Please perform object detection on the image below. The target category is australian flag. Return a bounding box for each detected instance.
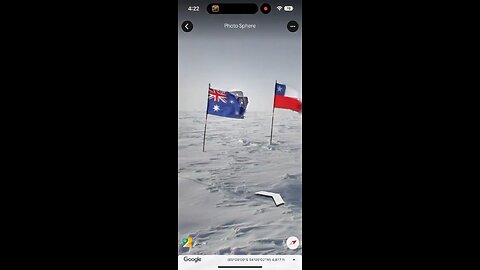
[207,88,248,119]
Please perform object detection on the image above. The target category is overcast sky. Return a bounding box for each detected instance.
[178,0,302,112]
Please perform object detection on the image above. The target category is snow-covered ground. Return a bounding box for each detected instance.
[178,110,302,255]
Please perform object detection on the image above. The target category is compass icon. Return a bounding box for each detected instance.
[286,236,300,249]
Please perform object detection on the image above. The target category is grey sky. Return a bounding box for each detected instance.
[178,0,302,112]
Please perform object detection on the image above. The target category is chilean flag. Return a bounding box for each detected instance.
[274,82,302,112]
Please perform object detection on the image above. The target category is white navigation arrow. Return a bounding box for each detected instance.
[185,23,189,30]
[255,191,285,207]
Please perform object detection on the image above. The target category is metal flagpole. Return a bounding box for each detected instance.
[202,83,210,152]
[269,80,277,144]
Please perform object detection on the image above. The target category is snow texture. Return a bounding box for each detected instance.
[178,110,302,255]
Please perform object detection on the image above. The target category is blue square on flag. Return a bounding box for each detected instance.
[207,88,248,119]
[275,83,286,96]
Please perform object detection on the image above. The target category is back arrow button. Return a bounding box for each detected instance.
[182,21,193,32]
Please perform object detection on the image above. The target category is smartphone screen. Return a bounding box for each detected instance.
[178,1,302,269]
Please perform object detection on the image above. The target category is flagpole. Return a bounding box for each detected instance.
[269,80,277,144]
[202,83,210,152]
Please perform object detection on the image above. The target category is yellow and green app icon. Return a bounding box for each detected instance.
[182,237,192,248]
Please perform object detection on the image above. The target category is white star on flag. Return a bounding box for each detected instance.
[213,105,220,111]
[277,86,282,92]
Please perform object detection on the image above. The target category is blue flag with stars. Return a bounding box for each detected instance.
[207,88,248,119]
[275,83,286,95]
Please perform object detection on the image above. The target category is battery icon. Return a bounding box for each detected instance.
[284,6,294,11]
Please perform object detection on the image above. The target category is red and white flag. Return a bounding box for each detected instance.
[274,82,302,112]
